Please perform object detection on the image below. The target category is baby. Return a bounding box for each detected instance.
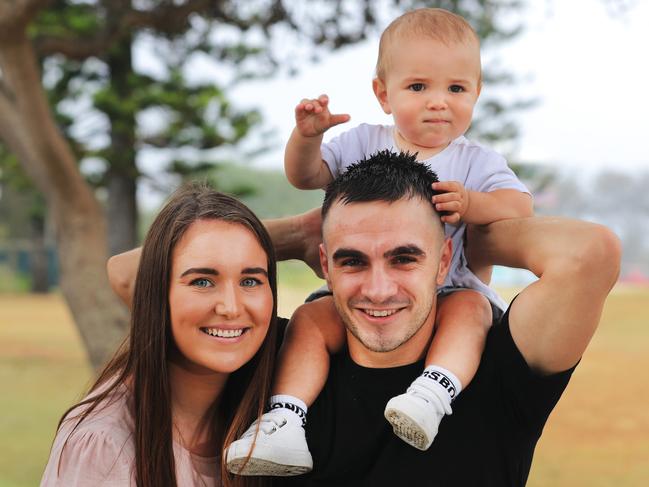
[226,7,533,476]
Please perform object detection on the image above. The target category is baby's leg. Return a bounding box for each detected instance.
[426,289,492,388]
[384,289,492,451]
[226,295,346,477]
[272,295,346,407]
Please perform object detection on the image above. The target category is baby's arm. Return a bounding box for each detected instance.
[284,94,350,190]
[273,295,346,406]
[432,182,533,225]
[432,182,533,284]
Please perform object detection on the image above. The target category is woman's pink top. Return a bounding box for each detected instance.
[40,385,220,486]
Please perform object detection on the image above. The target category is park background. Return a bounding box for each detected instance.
[0,0,648,486]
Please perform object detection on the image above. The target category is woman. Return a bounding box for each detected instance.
[41,183,278,486]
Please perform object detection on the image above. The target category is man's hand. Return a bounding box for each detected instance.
[106,247,142,309]
[295,94,350,137]
[432,181,469,224]
[263,207,324,278]
[299,207,325,278]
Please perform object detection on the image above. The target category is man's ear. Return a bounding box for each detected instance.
[372,78,391,115]
[436,238,453,286]
[319,243,331,287]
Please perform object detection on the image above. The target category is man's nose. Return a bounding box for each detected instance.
[361,265,398,303]
[214,282,241,319]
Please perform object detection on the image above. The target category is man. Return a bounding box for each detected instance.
[107,154,620,486]
[272,153,620,486]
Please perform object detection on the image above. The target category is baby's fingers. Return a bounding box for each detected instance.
[432,181,462,193]
[434,199,462,214]
[296,98,325,116]
[432,192,460,205]
[441,212,461,224]
[329,113,351,127]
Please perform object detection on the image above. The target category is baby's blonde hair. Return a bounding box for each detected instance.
[376,8,481,80]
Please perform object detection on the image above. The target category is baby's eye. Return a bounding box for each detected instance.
[408,83,425,92]
[190,278,212,288]
[241,277,262,287]
[449,85,465,93]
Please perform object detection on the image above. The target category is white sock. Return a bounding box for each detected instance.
[415,366,463,413]
[269,394,308,427]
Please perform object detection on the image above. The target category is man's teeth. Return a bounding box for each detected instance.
[364,309,397,317]
[203,328,244,338]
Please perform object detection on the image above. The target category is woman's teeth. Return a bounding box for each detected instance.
[202,328,244,338]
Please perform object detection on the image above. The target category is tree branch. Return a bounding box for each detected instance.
[33,0,213,59]
[34,34,115,60]
[125,0,213,33]
[33,0,293,60]
[0,0,51,39]
[0,77,14,103]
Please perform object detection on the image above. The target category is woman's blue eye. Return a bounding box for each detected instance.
[190,278,212,288]
[409,83,425,92]
[449,85,465,93]
[241,277,262,287]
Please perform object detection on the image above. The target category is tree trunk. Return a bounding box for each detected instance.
[105,30,138,256]
[30,213,49,293]
[0,29,129,370]
[107,170,138,256]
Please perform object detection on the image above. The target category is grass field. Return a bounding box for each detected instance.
[1,278,647,486]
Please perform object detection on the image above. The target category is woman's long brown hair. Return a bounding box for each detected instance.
[57,183,277,487]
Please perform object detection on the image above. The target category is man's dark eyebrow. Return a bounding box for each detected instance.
[180,267,218,278]
[384,245,425,258]
[332,248,367,261]
[242,267,268,277]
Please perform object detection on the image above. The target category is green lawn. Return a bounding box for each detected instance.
[0,280,647,486]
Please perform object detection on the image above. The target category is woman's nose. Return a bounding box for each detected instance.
[214,283,241,319]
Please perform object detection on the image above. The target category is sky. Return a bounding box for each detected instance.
[229,0,649,174]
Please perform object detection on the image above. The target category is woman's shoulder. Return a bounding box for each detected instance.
[41,385,136,485]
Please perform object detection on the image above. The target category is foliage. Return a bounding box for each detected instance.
[2,0,529,251]
[0,0,530,365]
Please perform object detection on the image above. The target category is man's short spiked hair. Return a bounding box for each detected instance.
[321,150,441,221]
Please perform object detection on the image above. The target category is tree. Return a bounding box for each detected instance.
[0,0,526,368]
[0,149,50,292]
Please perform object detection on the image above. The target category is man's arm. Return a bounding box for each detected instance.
[106,207,325,307]
[468,217,621,375]
[264,207,324,277]
[106,247,141,308]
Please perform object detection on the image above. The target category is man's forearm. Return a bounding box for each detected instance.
[469,216,621,374]
[263,207,323,277]
[106,247,142,309]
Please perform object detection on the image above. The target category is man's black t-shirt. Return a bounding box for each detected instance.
[277,307,575,487]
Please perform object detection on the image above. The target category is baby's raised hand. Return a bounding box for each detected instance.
[295,94,350,137]
[432,181,469,224]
